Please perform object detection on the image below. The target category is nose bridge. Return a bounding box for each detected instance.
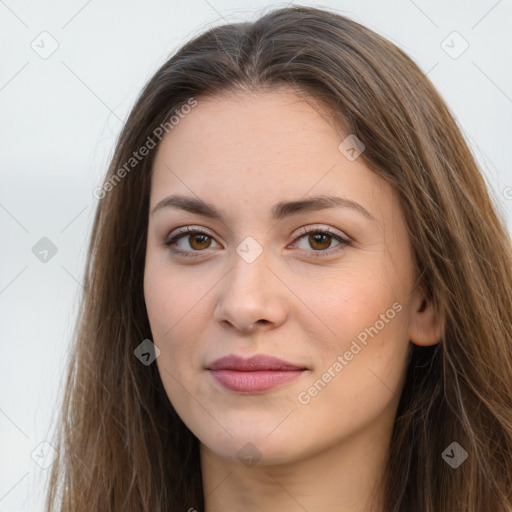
[227,243,272,301]
[213,239,288,330]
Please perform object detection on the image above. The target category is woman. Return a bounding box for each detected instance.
[45,5,512,512]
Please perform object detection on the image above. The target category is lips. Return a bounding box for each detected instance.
[208,354,306,372]
[207,354,308,393]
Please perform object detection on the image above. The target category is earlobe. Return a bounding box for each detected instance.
[409,290,444,347]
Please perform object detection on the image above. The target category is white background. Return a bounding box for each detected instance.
[1,1,511,510]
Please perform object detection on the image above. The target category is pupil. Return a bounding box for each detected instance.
[310,233,330,250]
[192,234,210,249]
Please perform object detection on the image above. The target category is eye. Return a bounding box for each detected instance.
[164,226,221,257]
[164,225,351,259]
[289,225,350,256]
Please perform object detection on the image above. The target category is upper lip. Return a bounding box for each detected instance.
[207,354,307,371]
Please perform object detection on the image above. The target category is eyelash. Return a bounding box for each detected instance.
[164,225,351,259]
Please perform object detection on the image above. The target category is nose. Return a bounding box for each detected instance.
[213,249,288,334]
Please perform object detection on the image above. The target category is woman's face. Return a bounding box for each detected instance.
[144,88,433,465]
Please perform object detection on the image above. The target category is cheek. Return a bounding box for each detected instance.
[302,262,406,345]
[293,299,409,453]
[297,268,410,405]
[144,259,210,340]
[144,264,199,389]
[144,265,205,415]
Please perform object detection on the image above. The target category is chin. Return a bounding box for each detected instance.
[201,433,298,466]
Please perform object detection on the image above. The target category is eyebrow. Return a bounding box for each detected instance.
[151,194,375,222]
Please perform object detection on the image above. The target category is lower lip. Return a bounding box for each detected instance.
[209,369,305,393]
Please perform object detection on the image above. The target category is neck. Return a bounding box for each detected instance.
[200,416,392,512]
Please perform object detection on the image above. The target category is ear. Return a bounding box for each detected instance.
[408,287,444,346]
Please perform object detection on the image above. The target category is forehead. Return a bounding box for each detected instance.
[155,88,342,164]
[150,88,392,221]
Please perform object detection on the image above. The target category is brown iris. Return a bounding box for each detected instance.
[189,234,212,250]
[308,232,332,250]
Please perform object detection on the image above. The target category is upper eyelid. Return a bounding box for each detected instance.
[294,224,350,241]
[165,225,216,242]
[166,224,349,242]
[165,224,351,250]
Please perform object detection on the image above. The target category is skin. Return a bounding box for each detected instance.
[144,87,443,512]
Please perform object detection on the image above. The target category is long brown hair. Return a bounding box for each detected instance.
[44,6,512,511]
